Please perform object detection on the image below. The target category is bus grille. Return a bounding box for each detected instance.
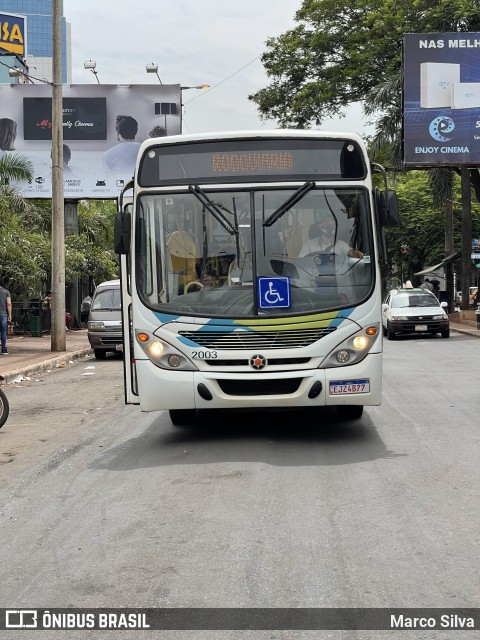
[217,378,302,396]
[178,327,336,350]
[205,358,311,366]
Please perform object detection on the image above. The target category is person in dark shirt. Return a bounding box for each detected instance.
[0,285,12,354]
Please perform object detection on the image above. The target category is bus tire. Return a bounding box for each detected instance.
[169,409,197,426]
[336,405,363,421]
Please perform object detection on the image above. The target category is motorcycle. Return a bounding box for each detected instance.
[0,386,10,428]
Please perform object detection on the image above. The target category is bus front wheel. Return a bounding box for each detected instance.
[169,409,197,426]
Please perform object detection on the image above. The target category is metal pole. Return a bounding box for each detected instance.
[51,0,66,350]
[461,167,472,311]
[445,196,454,313]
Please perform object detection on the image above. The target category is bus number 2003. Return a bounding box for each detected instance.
[192,351,218,359]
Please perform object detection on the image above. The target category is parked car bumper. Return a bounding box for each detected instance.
[388,319,449,335]
[88,330,123,352]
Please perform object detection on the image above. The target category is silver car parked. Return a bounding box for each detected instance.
[87,279,123,359]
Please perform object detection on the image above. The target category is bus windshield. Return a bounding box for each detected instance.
[136,186,373,318]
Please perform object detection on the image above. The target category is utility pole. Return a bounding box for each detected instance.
[461,167,472,311]
[51,0,66,350]
[444,195,454,313]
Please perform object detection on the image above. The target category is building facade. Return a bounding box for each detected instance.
[1,0,71,83]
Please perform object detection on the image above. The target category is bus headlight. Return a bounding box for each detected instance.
[322,324,380,368]
[135,330,198,371]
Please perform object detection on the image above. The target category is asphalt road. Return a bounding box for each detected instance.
[0,335,479,639]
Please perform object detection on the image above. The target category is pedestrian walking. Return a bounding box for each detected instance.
[0,285,12,354]
[81,293,93,325]
[421,278,435,293]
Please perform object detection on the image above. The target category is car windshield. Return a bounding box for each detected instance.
[391,293,439,308]
[92,289,121,310]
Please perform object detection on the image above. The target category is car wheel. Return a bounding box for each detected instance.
[94,349,107,360]
[441,330,450,338]
[169,409,197,426]
[336,405,364,421]
[387,322,396,340]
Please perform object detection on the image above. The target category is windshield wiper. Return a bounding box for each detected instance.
[263,181,315,227]
[189,185,237,235]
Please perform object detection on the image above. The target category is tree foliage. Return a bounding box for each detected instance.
[0,152,117,297]
[0,154,44,296]
[71,199,118,285]
[385,170,480,283]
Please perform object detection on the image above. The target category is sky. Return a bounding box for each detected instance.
[63,0,369,137]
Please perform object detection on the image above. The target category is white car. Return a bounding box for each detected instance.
[382,288,450,340]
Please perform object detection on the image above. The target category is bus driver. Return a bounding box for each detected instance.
[298,214,363,259]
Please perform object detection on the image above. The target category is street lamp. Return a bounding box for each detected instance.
[179,85,210,134]
[8,67,22,77]
[181,84,210,91]
[84,59,100,84]
[146,63,162,84]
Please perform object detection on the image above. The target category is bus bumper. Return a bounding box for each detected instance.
[134,353,383,412]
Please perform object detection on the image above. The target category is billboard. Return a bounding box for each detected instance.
[23,98,107,141]
[403,32,480,166]
[0,84,182,198]
[0,12,26,56]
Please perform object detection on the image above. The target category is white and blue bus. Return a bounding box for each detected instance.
[114,130,399,425]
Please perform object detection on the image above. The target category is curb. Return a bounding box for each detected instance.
[0,347,92,385]
[450,326,480,337]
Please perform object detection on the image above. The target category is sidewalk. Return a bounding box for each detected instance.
[0,329,92,385]
[449,320,480,338]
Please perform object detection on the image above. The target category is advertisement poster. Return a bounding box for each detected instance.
[403,32,480,166]
[0,84,182,198]
[0,11,26,56]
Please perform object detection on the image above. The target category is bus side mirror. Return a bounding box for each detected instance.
[114,210,131,254]
[377,190,400,227]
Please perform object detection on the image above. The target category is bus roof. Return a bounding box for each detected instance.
[138,129,367,156]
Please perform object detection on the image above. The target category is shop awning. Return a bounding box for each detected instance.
[414,251,462,276]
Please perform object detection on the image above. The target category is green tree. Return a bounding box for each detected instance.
[0,153,33,212]
[0,154,47,297]
[74,199,118,286]
[0,152,117,297]
[384,170,480,285]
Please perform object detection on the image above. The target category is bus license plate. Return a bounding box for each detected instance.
[329,379,370,395]
[415,324,427,331]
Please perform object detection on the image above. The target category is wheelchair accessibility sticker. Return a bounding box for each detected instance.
[258,277,291,309]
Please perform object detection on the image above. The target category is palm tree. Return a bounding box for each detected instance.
[0,153,34,213]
